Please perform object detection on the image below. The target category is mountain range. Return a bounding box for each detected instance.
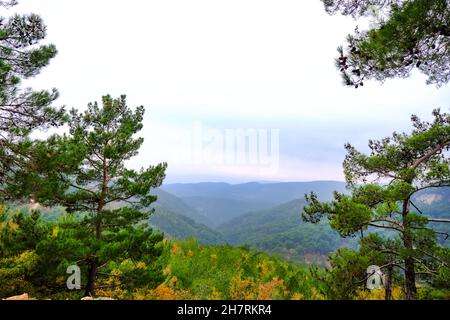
[148,181,349,263]
[148,181,450,264]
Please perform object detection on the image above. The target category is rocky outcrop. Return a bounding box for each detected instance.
[81,296,115,300]
[3,293,29,300]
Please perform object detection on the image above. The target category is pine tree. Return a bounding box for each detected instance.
[47,95,167,296]
[303,109,450,300]
[0,0,65,200]
[321,0,450,87]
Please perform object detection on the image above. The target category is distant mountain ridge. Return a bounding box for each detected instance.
[148,182,449,262]
[162,180,347,205]
[180,196,270,228]
[147,181,350,263]
[150,188,214,226]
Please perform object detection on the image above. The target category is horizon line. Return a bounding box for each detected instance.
[162,179,347,186]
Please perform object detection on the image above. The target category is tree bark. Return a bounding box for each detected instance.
[86,211,102,297]
[84,155,107,297]
[402,199,417,300]
[404,256,417,300]
[84,259,98,297]
[384,265,393,300]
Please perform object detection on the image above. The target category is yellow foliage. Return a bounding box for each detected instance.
[170,243,180,256]
[208,287,222,300]
[132,275,193,300]
[163,265,172,276]
[391,287,405,300]
[187,250,194,258]
[8,221,19,231]
[356,287,404,300]
[96,269,128,300]
[55,276,65,286]
[310,287,325,300]
[146,283,192,300]
[150,284,178,300]
[291,293,305,300]
[210,254,218,263]
[166,276,176,286]
[258,277,286,300]
[52,226,59,238]
[136,261,146,269]
[257,260,273,278]
[132,289,149,300]
[229,273,257,300]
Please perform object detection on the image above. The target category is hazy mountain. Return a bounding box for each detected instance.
[161,181,348,227]
[180,196,270,228]
[413,186,450,211]
[162,181,348,206]
[413,187,450,246]
[150,182,449,262]
[149,188,225,245]
[150,188,214,227]
[219,199,354,264]
[148,207,224,245]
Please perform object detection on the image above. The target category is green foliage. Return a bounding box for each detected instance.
[416,286,450,300]
[47,95,167,296]
[303,109,450,299]
[323,248,369,300]
[322,0,450,87]
[0,95,169,298]
[0,1,66,202]
[157,238,322,300]
[1,204,448,300]
[149,207,225,245]
[0,206,166,299]
[220,199,352,264]
[151,188,215,227]
[0,250,39,298]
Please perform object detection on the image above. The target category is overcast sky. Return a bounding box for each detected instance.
[16,0,450,183]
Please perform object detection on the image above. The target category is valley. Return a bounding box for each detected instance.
[149,181,450,264]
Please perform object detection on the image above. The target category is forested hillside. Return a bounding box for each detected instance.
[179,196,268,228]
[148,207,224,245]
[147,184,449,264]
[219,199,353,264]
[149,184,352,263]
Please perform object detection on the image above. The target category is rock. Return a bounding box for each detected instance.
[4,293,29,300]
[81,296,115,300]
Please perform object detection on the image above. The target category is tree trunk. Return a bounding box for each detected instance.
[404,257,416,300]
[384,265,393,301]
[84,259,98,297]
[84,156,106,298]
[402,199,417,300]
[85,219,102,297]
